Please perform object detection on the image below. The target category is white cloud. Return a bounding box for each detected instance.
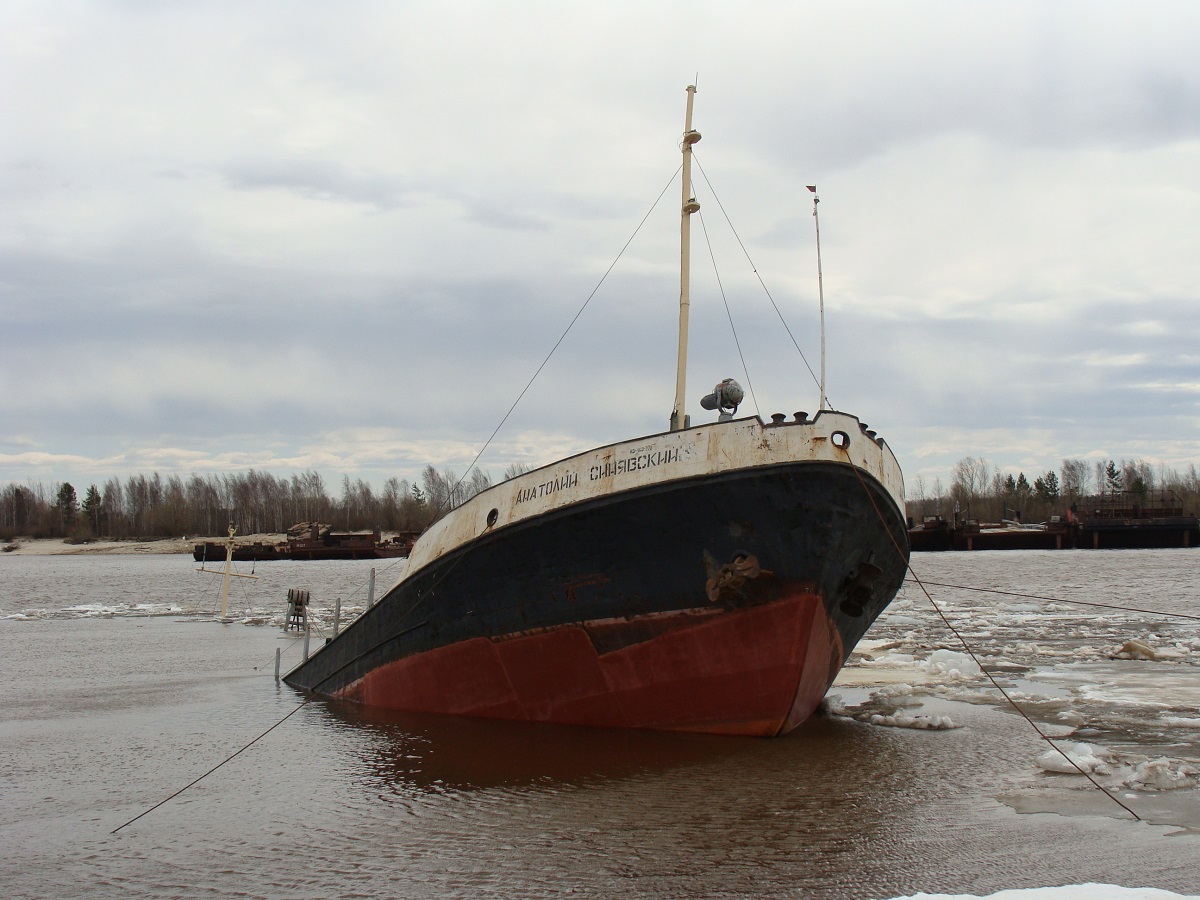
[3,1,1200,493]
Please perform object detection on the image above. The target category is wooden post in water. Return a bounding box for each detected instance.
[303,616,311,661]
[274,647,281,683]
[367,568,376,608]
[334,597,342,636]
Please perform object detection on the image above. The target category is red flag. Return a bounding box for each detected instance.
[806,185,817,192]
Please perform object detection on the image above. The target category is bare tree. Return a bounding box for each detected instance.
[951,456,991,521]
[1060,459,1090,505]
[503,462,533,480]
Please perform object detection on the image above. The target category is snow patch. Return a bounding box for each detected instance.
[922,649,982,679]
[1118,758,1200,792]
[885,885,1200,899]
[868,712,959,730]
[1038,741,1113,775]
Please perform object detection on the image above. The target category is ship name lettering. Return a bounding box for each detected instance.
[589,448,681,481]
[513,471,579,505]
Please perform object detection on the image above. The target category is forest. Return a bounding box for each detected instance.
[2,456,1197,542]
[906,457,1200,524]
[0,464,527,542]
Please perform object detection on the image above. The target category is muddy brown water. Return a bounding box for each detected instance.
[1,551,1197,897]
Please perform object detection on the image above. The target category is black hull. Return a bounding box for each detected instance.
[286,461,909,728]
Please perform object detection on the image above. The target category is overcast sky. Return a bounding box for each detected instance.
[3,0,1199,498]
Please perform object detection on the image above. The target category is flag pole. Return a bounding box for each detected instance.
[807,185,826,411]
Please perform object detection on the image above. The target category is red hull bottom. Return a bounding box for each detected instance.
[335,591,844,737]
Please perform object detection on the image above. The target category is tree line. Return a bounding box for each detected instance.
[6,455,1198,542]
[908,457,1200,524]
[0,463,531,542]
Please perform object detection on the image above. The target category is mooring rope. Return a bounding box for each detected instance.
[842,454,1144,821]
[904,578,1200,622]
[110,697,313,834]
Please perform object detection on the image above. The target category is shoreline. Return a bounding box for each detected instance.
[2,534,285,556]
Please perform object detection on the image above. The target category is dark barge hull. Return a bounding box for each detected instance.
[193,542,281,562]
[285,461,908,737]
[192,542,411,562]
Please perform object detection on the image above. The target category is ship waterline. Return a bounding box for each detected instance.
[285,412,909,735]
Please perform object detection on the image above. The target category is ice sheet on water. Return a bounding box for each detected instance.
[1038,741,1113,775]
[867,712,959,730]
[5,603,183,619]
[1,599,363,627]
[825,686,961,730]
[922,649,982,678]
[1038,742,1199,791]
[1161,716,1200,728]
[1118,758,1200,791]
[884,886,1200,899]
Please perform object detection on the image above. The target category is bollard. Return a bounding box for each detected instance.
[367,568,376,608]
[274,646,281,683]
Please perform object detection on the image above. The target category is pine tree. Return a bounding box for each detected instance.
[56,482,78,534]
[81,484,104,534]
[1105,460,1123,494]
[1034,471,1060,506]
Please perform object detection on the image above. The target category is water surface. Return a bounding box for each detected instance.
[1,550,1197,897]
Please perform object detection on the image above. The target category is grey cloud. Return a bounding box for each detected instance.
[219,158,415,210]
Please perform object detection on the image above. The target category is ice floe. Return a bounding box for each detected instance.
[885,885,1199,899]
[825,687,961,730]
[1038,741,1113,775]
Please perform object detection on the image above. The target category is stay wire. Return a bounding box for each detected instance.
[110,697,313,834]
[308,167,686,687]
[423,163,684,526]
[696,207,760,417]
[904,579,1200,622]
[692,155,826,404]
[841,454,1142,821]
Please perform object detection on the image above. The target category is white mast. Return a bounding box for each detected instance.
[807,184,827,410]
[197,523,258,620]
[671,84,702,432]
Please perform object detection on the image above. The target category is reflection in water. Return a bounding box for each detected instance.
[318,698,752,792]
[3,553,1198,898]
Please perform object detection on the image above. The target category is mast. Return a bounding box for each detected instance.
[670,84,702,432]
[807,184,827,410]
[196,523,258,620]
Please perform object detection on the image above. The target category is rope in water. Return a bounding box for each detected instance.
[903,578,1200,622]
[110,697,313,834]
[843,455,1144,821]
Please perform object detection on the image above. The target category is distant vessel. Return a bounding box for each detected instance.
[192,524,417,562]
[910,491,1200,552]
[285,86,909,736]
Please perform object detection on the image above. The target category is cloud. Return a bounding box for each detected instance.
[2,1,1199,495]
[219,158,415,211]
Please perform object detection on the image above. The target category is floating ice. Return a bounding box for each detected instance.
[1112,639,1158,660]
[884,885,1200,899]
[922,649,982,678]
[868,712,959,730]
[1037,741,1112,775]
[1118,758,1199,792]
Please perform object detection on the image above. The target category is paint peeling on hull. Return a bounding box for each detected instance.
[334,592,842,737]
[285,455,909,735]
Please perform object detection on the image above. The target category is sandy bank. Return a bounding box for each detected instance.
[2,535,285,556]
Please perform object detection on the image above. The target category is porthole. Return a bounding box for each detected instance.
[831,430,850,449]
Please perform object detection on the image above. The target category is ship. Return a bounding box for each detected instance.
[192,524,418,562]
[285,86,909,737]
